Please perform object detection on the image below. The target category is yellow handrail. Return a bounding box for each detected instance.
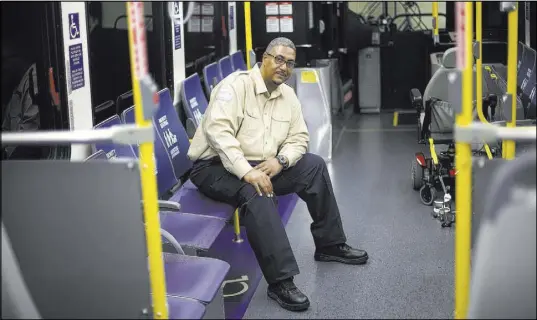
[432,2,439,44]
[502,2,519,160]
[454,2,473,319]
[244,2,253,70]
[126,2,168,319]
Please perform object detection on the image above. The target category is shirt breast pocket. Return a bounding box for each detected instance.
[238,106,261,137]
[271,112,291,144]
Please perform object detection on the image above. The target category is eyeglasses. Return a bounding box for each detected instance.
[265,52,296,69]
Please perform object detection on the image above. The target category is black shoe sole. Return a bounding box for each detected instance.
[267,291,310,312]
[314,253,369,265]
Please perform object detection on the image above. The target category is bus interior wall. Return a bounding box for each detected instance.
[1,2,65,159]
[88,1,168,124]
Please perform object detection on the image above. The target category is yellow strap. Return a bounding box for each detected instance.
[428,138,439,165]
[432,2,439,36]
[392,112,399,127]
[126,3,168,319]
[483,143,493,160]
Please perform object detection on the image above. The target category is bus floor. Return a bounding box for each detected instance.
[243,113,455,319]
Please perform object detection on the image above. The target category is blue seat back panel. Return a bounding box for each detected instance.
[181,73,208,127]
[122,104,178,196]
[93,115,137,159]
[231,51,247,71]
[203,62,222,94]
[218,56,234,78]
[156,88,194,180]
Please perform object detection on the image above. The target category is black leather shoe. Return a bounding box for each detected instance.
[314,243,368,265]
[267,278,310,311]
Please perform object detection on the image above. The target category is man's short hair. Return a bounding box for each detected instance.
[265,37,296,54]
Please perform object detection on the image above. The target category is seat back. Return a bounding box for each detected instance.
[181,73,208,127]
[155,88,193,180]
[121,105,177,196]
[230,51,247,71]
[93,115,137,159]
[203,62,221,95]
[468,150,536,319]
[218,56,234,78]
[423,48,458,103]
[1,160,152,318]
[116,90,134,116]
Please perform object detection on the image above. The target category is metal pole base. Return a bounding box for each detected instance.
[232,234,244,243]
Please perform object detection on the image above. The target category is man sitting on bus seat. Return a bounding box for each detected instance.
[187,37,368,312]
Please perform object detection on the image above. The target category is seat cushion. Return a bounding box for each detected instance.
[160,212,226,251]
[169,180,235,220]
[167,296,206,319]
[164,253,230,304]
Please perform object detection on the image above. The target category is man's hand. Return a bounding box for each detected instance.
[243,168,274,197]
[255,158,283,178]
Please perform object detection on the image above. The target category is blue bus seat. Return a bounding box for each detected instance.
[163,253,230,304]
[230,50,247,71]
[203,62,222,95]
[121,92,234,221]
[92,115,137,159]
[167,296,206,319]
[218,55,234,79]
[181,73,209,131]
[156,89,235,220]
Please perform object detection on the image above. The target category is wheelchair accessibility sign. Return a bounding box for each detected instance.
[69,13,80,40]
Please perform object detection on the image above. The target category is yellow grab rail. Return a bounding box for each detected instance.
[502,2,519,160]
[244,2,253,69]
[432,2,439,44]
[454,2,473,319]
[126,2,168,318]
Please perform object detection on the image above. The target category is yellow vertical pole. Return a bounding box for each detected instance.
[432,2,439,44]
[476,2,486,123]
[244,2,253,69]
[454,2,473,319]
[126,2,168,319]
[502,2,519,160]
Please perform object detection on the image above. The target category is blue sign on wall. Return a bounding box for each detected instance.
[174,22,182,50]
[229,6,235,30]
[68,13,81,40]
[69,43,85,90]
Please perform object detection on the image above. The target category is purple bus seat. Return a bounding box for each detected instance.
[167,296,206,319]
[218,56,234,79]
[230,51,247,71]
[156,89,235,220]
[160,212,226,252]
[203,62,222,95]
[120,105,181,198]
[93,115,138,159]
[163,253,230,304]
[120,106,138,155]
[181,73,209,129]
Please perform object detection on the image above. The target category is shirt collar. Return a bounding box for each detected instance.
[250,64,282,98]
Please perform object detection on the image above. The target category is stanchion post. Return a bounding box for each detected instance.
[126,2,168,319]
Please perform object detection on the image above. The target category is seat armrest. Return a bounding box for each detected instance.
[140,200,181,212]
[185,117,197,139]
[410,88,423,112]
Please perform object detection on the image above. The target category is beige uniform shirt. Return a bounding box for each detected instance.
[187,65,309,180]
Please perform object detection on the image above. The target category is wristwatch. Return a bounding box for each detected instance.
[276,155,289,170]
